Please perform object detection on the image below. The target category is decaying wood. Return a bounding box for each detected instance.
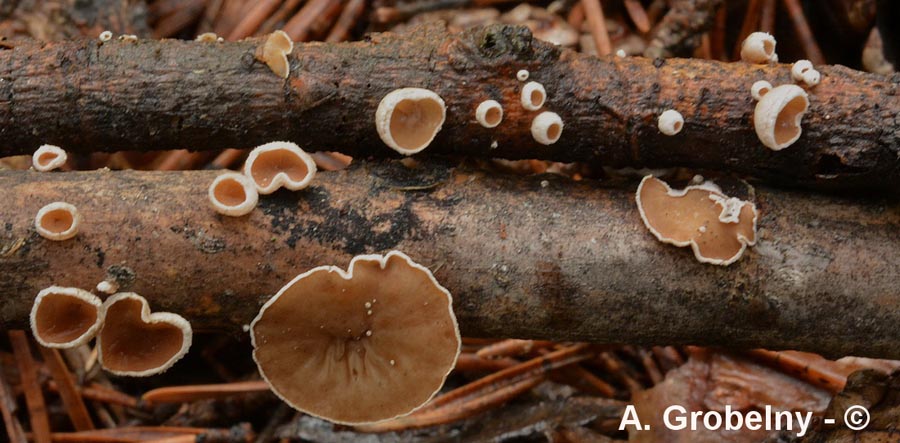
[1,161,898,358]
[0,24,897,190]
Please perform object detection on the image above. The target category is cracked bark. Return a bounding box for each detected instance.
[0,24,897,190]
[1,162,898,358]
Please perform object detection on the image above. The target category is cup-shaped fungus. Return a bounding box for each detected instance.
[740,32,778,64]
[475,100,503,128]
[531,111,564,145]
[35,202,81,241]
[243,141,317,194]
[256,30,293,79]
[516,69,529,81]
[753,84,809,151]
[30,286,102,348]
[209,172,259,216]
[521,81,546,111]
[32,145,67,171]
[375,88,446,155]
[750,80,772,101]
[657,110,684,135]
[636,176,757,265]
[251,250,461,425]
[791,60,821,86]
[98,293,193,377]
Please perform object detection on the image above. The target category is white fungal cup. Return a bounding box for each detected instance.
[531,112,564,145]
[658,110,684,136]
[475,100,503,128]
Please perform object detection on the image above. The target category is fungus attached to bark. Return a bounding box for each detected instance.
[256,30,293,79]
[32,145,67,171]
[30,286,102,349]
[636,175,757,266]
[740,32,778,64]
[475,100,503,128]
[208,172,259,216]
[516,69,529,81]
[521,81,546,111]
[250,251,461,425]
[754,84,809,150]
[99,31,112,42]
[375,88,446,155]
[195,32,218,42]
[98,293,192,377]
[657,110,684,135]
[750,80,772,101]
[531,111,563,145]
[35,202,81,241]
[791,60,821,86]
[243,142,317,194]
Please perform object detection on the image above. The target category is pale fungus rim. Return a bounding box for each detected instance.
[750,80,773,101]
[516,69,530,81]
[30,286,103,349]
[97,292,193,377]
[521,81,546,111]
[243,141,317,194]
[34,202,81,241]
[260,30,294,79]
[530,111,564,145]
[375,88,447,155]
[740,32,778,64]
[208,172,259,216]
[250,250,462,426]
[635,175,758,266]
[475,100,503,128]
[32,145,67,172]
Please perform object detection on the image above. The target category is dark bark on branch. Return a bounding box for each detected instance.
[1,162,898,358]
[0,24,897,190]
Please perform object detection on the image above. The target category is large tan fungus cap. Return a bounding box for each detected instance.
[256,30,293,78]
[243,141,317,194]
[636,176,758,266]
[98,293,193,377]
[754,84,809,151]
[30,286,102,348]
[35,202,81,241]
[251,250,461,425]
[375,88,446,155]
[32,145,67,171]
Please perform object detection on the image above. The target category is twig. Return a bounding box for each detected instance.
[37,347,95,431]
[325,0,365,43]
[781,0,825,63]
[142,381,270,404]
[580,0,612,56]
[8,331,51,443]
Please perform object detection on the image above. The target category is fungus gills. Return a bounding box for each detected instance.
[740,32,778,63]
[32,145,67,171]
[30,286,102,348]
[243,142,317,194]
[754,84,809,150]
[251,251,461,425]
[98,293,193,377]
[256,30,293,78]
[209,172,259,216]
[475,100,503,128]
[658,110,684,135]
[35,202,81,241]
[636,176,758,266]
[531,112,564,145]
[521,81,546,111]
[375,88,446,155]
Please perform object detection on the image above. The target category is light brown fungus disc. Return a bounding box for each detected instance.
[30,286,102,348]
[375,88,446,155]
[636,176,758,265]
[243,142,316,194]
[251,251,461,425]
[98,293,192,377]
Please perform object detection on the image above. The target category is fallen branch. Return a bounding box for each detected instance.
[1,161,898,357]
[0,24,897,190]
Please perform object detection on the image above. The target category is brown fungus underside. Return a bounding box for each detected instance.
[251,251,460,425]
[637,176,758,265]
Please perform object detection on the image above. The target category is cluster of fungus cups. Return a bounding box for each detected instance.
[636,176,758,266]
[250,251,461,425]
[791,60,821,87]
